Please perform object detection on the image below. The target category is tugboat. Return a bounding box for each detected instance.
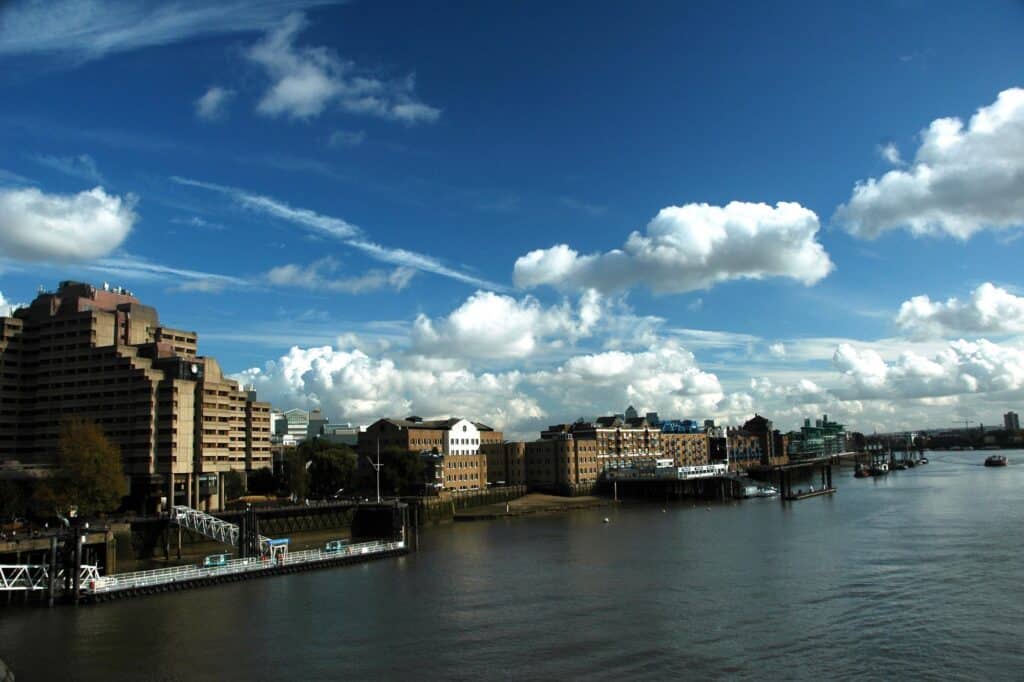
[854,465,872,478]
[984,454,1008,467]
[870,461,890,476]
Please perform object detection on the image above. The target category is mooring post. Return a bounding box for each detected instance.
[72,529,82,606]
[48,535,58,608]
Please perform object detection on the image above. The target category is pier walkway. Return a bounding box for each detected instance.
[87,538,405,599]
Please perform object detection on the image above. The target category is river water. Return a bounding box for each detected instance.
[2,451,1023,680]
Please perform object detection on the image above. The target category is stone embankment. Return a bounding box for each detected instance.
[454,493,611,521]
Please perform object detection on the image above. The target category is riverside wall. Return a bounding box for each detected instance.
[411,485,528,525]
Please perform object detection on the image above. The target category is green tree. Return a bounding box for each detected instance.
[364,446,425,497]
[246,467,278,495]
[283,447,308,500]
[0,481,30,521]
[35,418,127,517]
[300,439,357,499]
[224,471,245,502]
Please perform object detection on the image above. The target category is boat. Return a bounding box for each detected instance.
[905,459,916,468]
[854,466,872,478]
[870,462,889,476]
[894,462,907,471]
[919,456,929,464]
[984,455,1008,467]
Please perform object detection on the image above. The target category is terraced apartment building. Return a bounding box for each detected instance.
[0,281,271,512]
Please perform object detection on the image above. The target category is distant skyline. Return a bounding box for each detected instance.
[2,0,1024,438]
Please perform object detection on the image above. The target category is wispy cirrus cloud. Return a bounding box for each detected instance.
[0,0,341,63]
[266,257,415,294]
[171,176,359,238]
[29,153,105,184]
[86,255,249,293]
[172,175,507,291]
[0,168,32,186]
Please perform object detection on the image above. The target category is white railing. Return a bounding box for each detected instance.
[0,564,100,591]
[87,540,405,595]
[604,462,729,481]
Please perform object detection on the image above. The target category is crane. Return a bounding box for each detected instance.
[953,419,976,431]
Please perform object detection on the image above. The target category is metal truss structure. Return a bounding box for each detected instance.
[169,505,270,555]
[0,564,100,591]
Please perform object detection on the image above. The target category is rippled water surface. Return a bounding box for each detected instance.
[2,451,1023,680]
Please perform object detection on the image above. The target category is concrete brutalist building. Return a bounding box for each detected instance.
[0,281,271,513]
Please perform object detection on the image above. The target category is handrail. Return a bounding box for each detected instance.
[88,540,404,594]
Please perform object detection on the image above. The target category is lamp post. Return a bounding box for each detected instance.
[367,439,382,503]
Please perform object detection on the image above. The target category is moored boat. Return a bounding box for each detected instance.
[984,455,1008,467]
[854,466,872,478]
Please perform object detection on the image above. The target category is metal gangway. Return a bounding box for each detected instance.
[0,564,100,591]
[169,505,271,555]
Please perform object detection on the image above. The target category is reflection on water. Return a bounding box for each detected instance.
[2,451,1023,680]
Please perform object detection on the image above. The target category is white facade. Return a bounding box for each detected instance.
[443,419,480,456]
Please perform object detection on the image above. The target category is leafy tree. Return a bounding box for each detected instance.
[363,446,425,497]
[0,480,30,521]
[300,440,357,499]
[246,467,278,495]
[224,471,245,501]
[283,447,308,500]
[35,418,127,517]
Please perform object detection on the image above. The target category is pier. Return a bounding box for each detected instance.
[752,452,859,501]
[0,500,411,605]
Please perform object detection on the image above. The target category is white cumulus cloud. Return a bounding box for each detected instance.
[896,283,1024,338]
[837,87,1024,239]
[514,201,833,294]
[247,12,440,124]
[235,344,544,433]
[0,186,136,262]
[0,291,25,316]
[410,289,602,360]
[832,339,1024,400]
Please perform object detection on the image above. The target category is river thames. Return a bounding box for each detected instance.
[2,451,1023,680]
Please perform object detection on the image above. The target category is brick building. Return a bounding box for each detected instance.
[357,416,501,492]
[481,440,526,485]
[0,281,271,512]
[661,432,710,467]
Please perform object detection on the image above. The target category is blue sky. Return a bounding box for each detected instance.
[2,0,1024,437]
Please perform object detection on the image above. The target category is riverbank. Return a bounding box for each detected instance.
[453,493,612,521]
